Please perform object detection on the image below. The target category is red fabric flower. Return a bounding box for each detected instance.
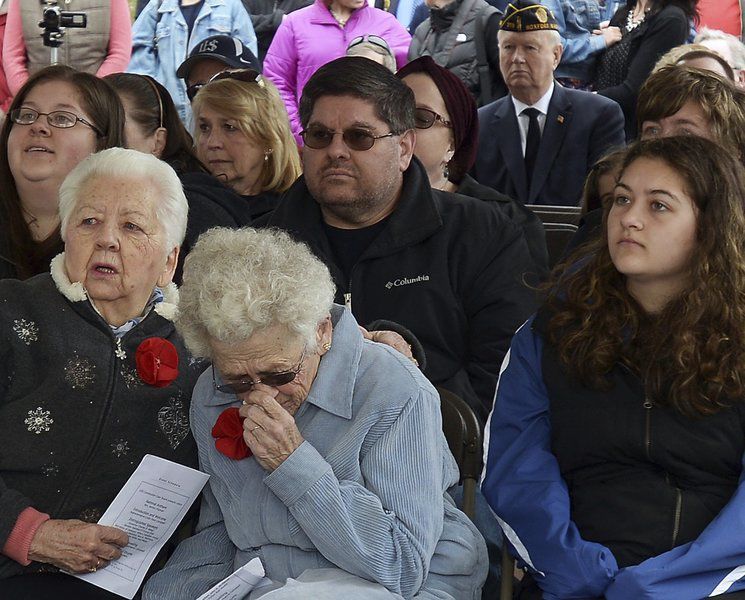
[135,337,179,388]
[212,407,252,460]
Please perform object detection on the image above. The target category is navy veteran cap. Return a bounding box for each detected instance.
[177,35,260,80]
[500,1,559,32]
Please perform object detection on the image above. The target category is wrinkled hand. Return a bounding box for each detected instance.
[593,25,622,47]
[239,385,304,472]
[28,519,128,573]
[359,327,418,365]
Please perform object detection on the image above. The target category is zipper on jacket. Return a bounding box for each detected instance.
[643,397,653,460]
[671,486,682,547]
[344,292,352,311]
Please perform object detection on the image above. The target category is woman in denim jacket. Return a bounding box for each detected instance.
[543,0,625,89]
[129,0,258,126]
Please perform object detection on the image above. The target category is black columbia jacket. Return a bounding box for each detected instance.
[268,159,537,422]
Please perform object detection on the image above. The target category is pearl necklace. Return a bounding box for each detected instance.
[626,5,649,31]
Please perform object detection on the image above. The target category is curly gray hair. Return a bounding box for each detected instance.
[177,227,336,359]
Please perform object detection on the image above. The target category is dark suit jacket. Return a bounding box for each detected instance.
[473,83,625,206]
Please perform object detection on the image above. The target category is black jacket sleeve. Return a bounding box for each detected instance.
[485,11,507,101]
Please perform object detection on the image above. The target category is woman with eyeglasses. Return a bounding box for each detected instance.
[0,65,124,280]
[142,226,487,600]
[191,70,301,223]
[397,56,548,271]
[105,72,247,284]
[263,0,411,144]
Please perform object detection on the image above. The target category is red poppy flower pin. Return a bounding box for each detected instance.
[212,407,252,460]
[135,337,179,388]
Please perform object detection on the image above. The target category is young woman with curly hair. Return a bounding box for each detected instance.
[483,136,745,600]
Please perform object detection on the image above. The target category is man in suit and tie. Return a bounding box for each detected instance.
[473,0,625,206]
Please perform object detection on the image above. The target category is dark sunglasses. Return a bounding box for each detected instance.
[187,68,264,101]
[212,345,307,395]
[301,126,395,151]
[414,107,453,130]
[347,34,392,53]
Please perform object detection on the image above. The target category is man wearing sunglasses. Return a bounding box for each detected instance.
[267,56,537,424]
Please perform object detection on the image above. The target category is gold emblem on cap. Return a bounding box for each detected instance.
[535,7,548,23]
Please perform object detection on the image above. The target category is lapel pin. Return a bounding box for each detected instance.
[557,115,565,124]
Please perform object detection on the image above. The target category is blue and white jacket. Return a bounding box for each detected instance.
[482,315,745,600]
[128,0,258,125]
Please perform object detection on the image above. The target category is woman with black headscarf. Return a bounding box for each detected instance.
[398,55,547,271]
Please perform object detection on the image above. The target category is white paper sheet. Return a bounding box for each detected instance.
[73,454,209,599]
[196,557,272,600]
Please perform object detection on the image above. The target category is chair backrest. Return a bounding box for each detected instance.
[527,205,583,268]
[437,387,482,519]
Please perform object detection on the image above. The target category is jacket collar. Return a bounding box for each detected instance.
[309,0,369,24]
[49,253,179,322]
[204,304,360,419]
[269,157,443,261]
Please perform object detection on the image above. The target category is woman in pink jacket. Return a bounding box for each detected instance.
[263,0,411,144]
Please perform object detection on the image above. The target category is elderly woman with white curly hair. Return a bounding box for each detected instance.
[0,147,204,599]
[143,227,488,600]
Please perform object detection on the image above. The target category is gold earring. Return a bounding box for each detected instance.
[322,342,332,351]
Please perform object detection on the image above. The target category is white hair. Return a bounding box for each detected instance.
[498,28,562,48]
[58,147,188,251]
[176,227,336,359]
[695,27,745,69]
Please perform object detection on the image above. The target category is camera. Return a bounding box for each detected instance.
[41,6,88,32]
[39,6,88,39]
[38,2,88,53]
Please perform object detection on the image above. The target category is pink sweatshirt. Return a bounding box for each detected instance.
[3,0,132,95]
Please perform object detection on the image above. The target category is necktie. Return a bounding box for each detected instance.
[522,107,541,185]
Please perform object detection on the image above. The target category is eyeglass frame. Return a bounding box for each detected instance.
[300,126,396,151]
[9,107,104,137]
[413,107,453,130]
[187,68,264,102]
[347,34,393,54]
[212,344,308,395]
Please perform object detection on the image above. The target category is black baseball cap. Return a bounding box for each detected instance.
[177,35,260,80]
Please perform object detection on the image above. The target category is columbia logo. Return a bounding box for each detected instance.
[385,275,430,289]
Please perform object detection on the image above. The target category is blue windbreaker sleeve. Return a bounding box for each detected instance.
[481,317,619,599]
[605,451,745,600]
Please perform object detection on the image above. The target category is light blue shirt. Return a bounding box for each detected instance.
[128,0,258,126]
[544,0,611,82]
[143,305,487,600]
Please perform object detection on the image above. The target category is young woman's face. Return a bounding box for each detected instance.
[195,104,265,196]
[607,157,698,308]
[8,80,99,195]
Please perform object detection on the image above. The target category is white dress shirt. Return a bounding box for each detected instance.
[511,82,555,157]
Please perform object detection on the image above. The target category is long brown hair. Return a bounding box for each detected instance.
[0,65,125,279]
[545,137,745,416]
[104,73,207,175]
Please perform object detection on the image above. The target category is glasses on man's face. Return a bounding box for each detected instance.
[414,107,453,130]
[301,126,395,151]
[347,34,392,53]
[187,68,264,101]
[10,107,103,136]
[212,345,307,395]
